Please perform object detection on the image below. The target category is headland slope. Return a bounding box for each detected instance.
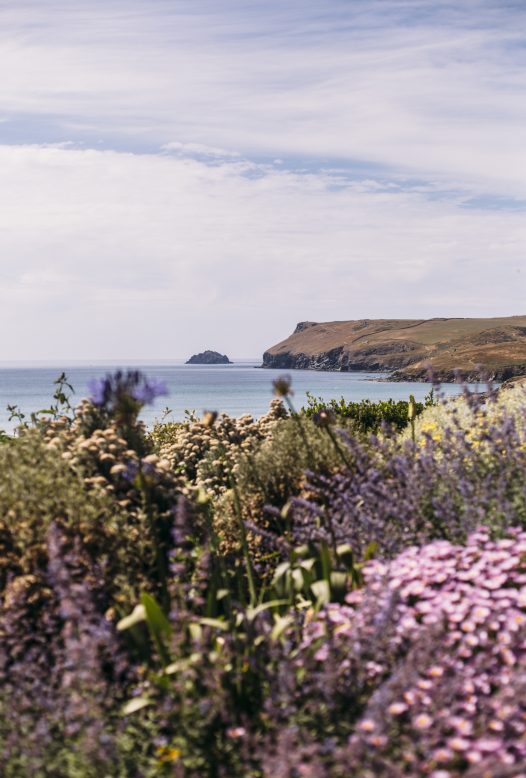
[262,317,526,381]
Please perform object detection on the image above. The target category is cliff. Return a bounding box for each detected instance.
[262,317,526,382]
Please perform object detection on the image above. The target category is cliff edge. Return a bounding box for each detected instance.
[262,317,526,382]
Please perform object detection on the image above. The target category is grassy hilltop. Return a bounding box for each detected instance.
[262,315,526,381]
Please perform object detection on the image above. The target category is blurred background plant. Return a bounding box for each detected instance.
[301,388,436,434]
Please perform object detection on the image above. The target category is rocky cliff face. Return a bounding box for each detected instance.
[262,317,526,382]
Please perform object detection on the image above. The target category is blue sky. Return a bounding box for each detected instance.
[0,0,525,359]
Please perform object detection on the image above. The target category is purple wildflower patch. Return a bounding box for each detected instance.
[291,397,526,558]
[266,528,526,775]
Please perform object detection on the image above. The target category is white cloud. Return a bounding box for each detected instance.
[0,1,524,360]
[162,142,240,158]
[0,144,524,360]
[0,1,525,196]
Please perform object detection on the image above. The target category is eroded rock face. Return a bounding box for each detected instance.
[186,350,232,365]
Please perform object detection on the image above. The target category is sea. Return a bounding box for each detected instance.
[0,359,476,433]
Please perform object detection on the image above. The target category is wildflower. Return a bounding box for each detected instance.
[388,701,408,716]
[428,666,444,678]
[312,408,336,428]
[447,737,470,752]
[132,378,168,405]
[414,713,433,730]
[368,734,388,747]
[358,719,376,733]
[451,718,473,736]
[272,375,293,397]
[87,370,168,415]
[202,410,218,428]
[156,746,181,763]
[227,727,246,739]
[432,747,454,763]
[476,737,503,753]
[488,719,504,732]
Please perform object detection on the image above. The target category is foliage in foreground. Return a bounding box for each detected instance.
[1,374,526,776]
[292,390,526,559]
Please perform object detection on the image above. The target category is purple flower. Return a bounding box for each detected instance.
[86,371,169,421]
[123,459,140,483]
[87,377,110,407]
[131,378,168,405]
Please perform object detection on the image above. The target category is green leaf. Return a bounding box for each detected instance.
[292,544,310,560]
[141,593,171,636]
[319,541,332,582]
[117,604,146,631]
[199,617,229,631]
[330,571,348,596]
[164,659,187,675]
[246,599,288,621]
[291,568,305,592]
[121,697,152,716]
[336,544,354,565]
[271,615,293,641]
[272,561,291,584]
[140,593,171,666]
[311,579,330,605]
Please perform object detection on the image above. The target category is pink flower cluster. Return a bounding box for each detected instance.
[302,528,526,776]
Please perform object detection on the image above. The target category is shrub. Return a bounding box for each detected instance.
[292,385,526,559]
[150,399,288,494]
[302,391,434,434]
[0,372,193,775]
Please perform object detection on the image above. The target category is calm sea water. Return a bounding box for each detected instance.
[0,360,474,433]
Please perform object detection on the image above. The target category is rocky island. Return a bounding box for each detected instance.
[262,317,526,382]
[186,350,232,365]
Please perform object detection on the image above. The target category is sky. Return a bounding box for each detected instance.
[0,0,525,360]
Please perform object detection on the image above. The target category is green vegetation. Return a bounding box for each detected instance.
[1,372,526,776]
[301,389,435,433]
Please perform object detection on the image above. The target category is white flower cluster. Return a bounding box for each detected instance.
[152,399,288,494]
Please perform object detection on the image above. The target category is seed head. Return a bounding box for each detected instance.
[202,410,218,428]
[272,375,293,397]
[312,408,336,428]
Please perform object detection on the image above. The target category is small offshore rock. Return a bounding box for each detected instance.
[186,350,232,365]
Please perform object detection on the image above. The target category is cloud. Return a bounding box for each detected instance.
[0,1,525,197]
[0,1,524,360]
[162,142,240,159]
[0,143,524,359]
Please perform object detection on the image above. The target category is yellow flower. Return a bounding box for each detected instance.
[156,746,181,763]
[418,421,442,445]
